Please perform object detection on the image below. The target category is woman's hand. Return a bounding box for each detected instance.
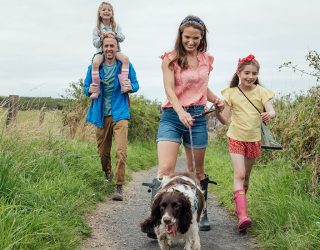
[177,110,194,128]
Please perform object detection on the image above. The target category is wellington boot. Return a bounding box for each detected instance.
[234,189,252,232]
[199,174,217,231]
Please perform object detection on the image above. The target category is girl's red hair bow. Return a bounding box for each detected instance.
[238,54,256,65]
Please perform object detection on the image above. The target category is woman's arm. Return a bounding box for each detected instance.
[162,57,194,128]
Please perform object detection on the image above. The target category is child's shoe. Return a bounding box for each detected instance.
[118,69,132,93]
[234,189,252,232]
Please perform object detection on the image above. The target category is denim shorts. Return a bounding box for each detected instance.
[156,105,208,148]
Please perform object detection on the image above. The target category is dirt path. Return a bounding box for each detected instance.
[82,156,258,250]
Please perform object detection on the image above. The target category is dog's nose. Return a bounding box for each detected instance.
[163,217,172,225]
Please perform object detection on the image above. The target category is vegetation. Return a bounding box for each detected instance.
[0,96,72,111]
[0,80,159,249]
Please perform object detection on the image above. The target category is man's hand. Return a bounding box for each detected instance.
[89,83,99,94]
[121,79,133,93]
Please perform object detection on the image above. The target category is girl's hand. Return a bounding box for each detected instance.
[213,98,225,112]
[261,112,271,122]
[177,110,194,128]
[103,31,116,38]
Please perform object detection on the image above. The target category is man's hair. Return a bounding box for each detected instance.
[102,35,118,46]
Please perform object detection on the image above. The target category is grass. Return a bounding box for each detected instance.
[0,109,157,250]
[205,138,320,250]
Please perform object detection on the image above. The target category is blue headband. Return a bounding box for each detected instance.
[180,17,205,28]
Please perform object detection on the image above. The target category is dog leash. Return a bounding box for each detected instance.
[188,104,216,180]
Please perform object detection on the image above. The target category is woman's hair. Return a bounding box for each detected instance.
[229,55,261,87]
[169,15,208,70]
[96,2,116,32]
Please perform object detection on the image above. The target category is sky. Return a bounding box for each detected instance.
[0,0,319,103]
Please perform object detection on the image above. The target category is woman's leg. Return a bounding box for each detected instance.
[91,54,103,99]
[184,147,206,181]
[157,141,180,178]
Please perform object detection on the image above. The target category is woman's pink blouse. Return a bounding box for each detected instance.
[161,52,214,108]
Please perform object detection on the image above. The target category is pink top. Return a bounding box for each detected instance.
[161,52,214,108]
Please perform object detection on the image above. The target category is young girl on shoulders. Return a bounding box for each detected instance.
[217,54,276,232]
[90,1,130,99]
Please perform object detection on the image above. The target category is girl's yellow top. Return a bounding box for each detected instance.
[221,84,274,142]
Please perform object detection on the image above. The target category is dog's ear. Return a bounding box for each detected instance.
[177,193,192,234]
[140,192,163,231]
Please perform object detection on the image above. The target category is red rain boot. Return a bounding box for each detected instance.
[234,189,252,232]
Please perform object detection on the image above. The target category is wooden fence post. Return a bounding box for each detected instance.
[39,106,46,125]
[6,95,19,127]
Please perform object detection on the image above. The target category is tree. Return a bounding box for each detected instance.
[279,50,320,82]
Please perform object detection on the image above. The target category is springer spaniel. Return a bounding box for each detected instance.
[141,172,204,250]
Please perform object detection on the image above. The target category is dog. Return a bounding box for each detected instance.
[141,172,205,250]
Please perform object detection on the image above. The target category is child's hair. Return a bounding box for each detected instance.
[229,54,261,87]
[170,15,208,70]
[96,2,117,33]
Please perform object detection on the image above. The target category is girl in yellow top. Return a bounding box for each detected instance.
[218,54,276,232]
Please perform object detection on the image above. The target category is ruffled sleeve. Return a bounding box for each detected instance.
[221,87,232,107]
[206,53,214,72]
[160,52,173,61]
[260,86,275,104]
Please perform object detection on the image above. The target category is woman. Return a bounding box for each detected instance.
[157,15,224,231]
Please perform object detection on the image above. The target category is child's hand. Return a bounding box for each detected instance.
[261,112,271,122]
[102,32,116,38]
[213,98,225,112]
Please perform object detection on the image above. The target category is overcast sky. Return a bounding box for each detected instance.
[0,0,319,102]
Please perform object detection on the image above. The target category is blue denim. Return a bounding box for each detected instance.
[156,105,208,148]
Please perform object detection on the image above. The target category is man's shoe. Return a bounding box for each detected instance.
[112,185,123,201]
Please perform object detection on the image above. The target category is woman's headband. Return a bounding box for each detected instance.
[180,17,205,29]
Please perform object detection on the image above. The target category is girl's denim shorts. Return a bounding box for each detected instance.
[156,105,208,149]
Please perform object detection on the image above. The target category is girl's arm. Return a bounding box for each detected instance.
[115,25,125,43]
[93,27,102,49]
[261,100,276,122]
[207,88,225,111]
[215,101,231,125]
[162,56,194,128]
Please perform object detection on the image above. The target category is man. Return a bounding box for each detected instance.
[83,34,139,201]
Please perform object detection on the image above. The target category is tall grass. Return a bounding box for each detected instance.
[0,106,157,249]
